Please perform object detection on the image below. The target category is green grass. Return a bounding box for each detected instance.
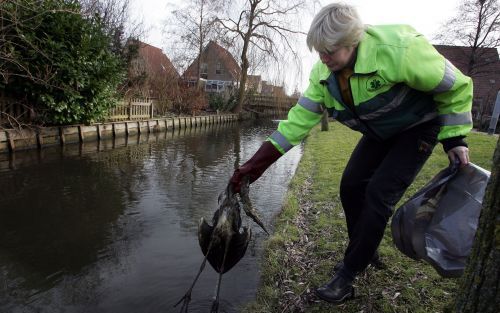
[243,123,498,313]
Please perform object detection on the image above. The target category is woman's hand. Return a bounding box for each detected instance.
[447,146,470,167]
[229,141,283,193]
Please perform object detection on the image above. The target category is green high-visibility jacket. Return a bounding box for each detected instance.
[268,25,473,154]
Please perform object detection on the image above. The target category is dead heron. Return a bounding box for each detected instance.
[175,176,268,312]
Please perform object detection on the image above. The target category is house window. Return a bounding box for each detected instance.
[201,63,208,79]
[205,80,229,93]
[216,62,224,75]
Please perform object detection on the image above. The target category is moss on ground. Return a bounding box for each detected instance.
[243,123,498,313]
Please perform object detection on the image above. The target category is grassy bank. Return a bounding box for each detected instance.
[244,123,498,313]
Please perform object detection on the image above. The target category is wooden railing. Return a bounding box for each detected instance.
[245,95,297,112]
[1,97,154,124]
[108,98,154,121]
[0,96,34,125]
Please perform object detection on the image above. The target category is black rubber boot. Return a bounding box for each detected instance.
[315,274,355,304]
[333,251,384,272]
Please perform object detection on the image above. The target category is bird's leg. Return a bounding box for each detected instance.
[175,240,214,312]
[210,236,230,313]
[210,271,224,313]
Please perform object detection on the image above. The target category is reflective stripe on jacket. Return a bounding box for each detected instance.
[269,24,473,154]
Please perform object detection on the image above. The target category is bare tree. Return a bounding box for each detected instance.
[147,63,182,116]
[434,0,499,76]
[165,0,226,86]
[79,0,144,43]
[454,137,500,312]
[217,0,307,113]
[127,49,149,97]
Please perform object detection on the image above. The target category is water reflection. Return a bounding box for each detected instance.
[0,120,302,313]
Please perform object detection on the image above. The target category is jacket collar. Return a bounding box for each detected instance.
[354,29,378,74]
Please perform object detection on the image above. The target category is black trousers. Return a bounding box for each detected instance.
[339,119,441,275]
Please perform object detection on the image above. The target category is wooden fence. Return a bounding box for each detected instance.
[108,98,154,121]
[0,97,34,125]
[0,97,154,125]
[245,95,297,114]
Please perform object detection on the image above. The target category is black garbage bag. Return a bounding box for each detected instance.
[391,162,490,278]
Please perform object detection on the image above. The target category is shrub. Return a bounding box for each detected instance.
[208,89,237,112]
[0,0,125,125]
[171,87,208,115]
[208,93,225,111]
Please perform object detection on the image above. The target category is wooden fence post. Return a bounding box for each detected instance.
[59,127,65,146]
[36,131,43,149]
[6,131,15,152]
[97,124,101,140]
[128,99,132,120]
[78,125,84,142]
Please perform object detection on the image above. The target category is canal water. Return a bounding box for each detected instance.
[0,119,302,313]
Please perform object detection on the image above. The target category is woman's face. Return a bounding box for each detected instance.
[318,46,356,72]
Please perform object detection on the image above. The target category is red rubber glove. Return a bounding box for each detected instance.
[230,141,283,193]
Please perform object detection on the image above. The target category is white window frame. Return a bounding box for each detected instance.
[215,62,224,75]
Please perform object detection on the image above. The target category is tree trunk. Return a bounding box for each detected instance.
[196,2,205,89]
[231,0,258,114]
[454,137,500,312]
[320,110,329,131]
[232,33,251,114]
[233,60,248,113]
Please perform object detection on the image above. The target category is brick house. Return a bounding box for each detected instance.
[128,41,180,98]
[261,81,287,97]
[434,45,500,127]
[183,41,241,93]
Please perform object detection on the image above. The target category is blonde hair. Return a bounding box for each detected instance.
[307,3,365,52]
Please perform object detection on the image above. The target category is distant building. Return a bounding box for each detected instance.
[246,75,262,94]
[261,81,287,97]
[434,45,500,126]
[183,41,241,93]
[272,85,287,97]
[261,80,273,95]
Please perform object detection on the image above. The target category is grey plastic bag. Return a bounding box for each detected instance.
[391,162,490,278]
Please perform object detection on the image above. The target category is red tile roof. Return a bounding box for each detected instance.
[138,42,179,79]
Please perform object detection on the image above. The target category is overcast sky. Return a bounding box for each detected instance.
[130,0,462,92]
